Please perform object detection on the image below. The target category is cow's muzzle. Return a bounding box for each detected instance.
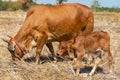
[8,45,15,52]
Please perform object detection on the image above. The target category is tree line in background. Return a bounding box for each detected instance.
[0,0,120,12]
[91,0,120,12]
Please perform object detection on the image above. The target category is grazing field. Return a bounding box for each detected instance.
[0,11,120,80]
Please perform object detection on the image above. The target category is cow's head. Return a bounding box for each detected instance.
[4,35,37,60]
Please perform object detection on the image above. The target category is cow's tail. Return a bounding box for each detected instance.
[83,12,94,34]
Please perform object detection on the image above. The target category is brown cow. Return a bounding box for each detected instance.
[6,3,94,64]
[72,31,113,75]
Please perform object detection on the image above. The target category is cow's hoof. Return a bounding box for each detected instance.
[88,73,94,76]
[109,71,114,75]
[39,61,42,64]
[36,60,44,64]
[53,57,58,63]
[109,70,113,74]
[53,60,57,63]
[74,73,80,76]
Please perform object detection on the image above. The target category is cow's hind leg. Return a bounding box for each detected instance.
[106,49,113,73]
[46,42,57,61]
[103,43,113,73]
[82,16,94,34]
[89,57,101,76]
[36,32,48,64]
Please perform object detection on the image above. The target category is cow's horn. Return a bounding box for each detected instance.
[6,35,12,38]
[2,38,9,43]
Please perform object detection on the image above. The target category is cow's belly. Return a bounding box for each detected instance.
[47,32,74,42]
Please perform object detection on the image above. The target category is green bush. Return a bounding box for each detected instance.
[27,1,36,8]
[9,2,22,11]
[0,0,5,10]
[91,7,120,12]
[0,1,22,11]
[0,1,36,11]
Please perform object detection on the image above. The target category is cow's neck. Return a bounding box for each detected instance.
[14,28,29,43]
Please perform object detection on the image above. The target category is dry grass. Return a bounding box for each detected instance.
[0,11,120,80]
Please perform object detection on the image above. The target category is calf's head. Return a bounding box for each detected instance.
[57,48,68,57]
[57,41,68,57]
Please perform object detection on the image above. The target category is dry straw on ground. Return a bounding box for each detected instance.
[0,11,120,80]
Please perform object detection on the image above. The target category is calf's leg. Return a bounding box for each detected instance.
[89,57,101,76]
[75,50,84,75]
[106,50,113,73]
[68,49,75,59]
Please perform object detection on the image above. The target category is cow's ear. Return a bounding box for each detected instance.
[33,35,38,41]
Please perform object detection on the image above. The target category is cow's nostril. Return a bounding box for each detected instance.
[8,48,14,53]
[12,57,15,61]
[56,53,60,56]
[8,46,15,52]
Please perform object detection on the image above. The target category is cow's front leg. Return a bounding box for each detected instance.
[36,49,43,64]
[46,42,57,61]
[35,32,48,64]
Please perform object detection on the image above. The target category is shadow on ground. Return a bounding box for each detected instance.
[79,66,103,74]
[23,55,65,64]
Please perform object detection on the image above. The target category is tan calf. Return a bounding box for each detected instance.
[72,31,113,75]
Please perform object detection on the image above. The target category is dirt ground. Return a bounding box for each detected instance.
[0,11,120,80]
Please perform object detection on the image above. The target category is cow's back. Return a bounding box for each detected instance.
[23,3,94,41]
